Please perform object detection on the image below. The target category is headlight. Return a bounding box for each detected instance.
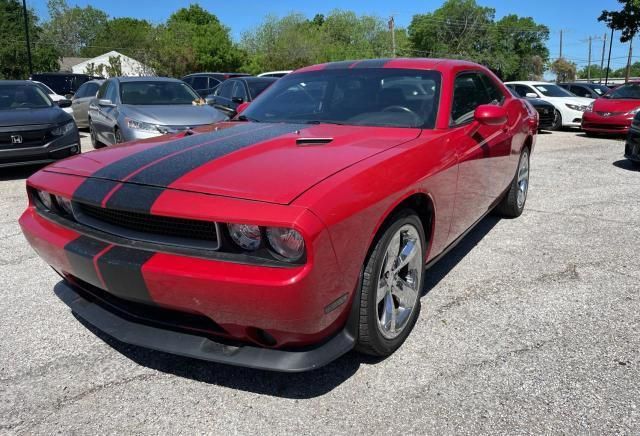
[627,107,640,116]
[126,118,163,133]
[566,103,587,112]
[586,102,594,112]
[35,190,53,209]
[51,120,75,136]
[228,223,262,251]
[55,195,74,216]
[266,227,305,261]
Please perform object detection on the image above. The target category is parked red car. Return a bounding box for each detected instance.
[20,59,537,372]
[582,82,640,134]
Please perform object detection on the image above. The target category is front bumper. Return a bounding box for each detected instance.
[0,134,80,168]
[54,279,355,372]
[581,112,633,134]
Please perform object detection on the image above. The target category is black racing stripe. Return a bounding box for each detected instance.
[72,178,120,206]
[352,58,392,69]
[324,60,358,69]
[96,246,156,304]
[106,123,304,211]
[90,123,255,180]
[64,236,110,289]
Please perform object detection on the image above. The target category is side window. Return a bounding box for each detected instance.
[451,73,493,126]
[231,81,248,101]
[74,83,88,98]
[183,77,193,86]
[105,82,118,103]
[571,86,590,98]
[513,85,531,98]
[86,83,99,97]
[479,74,505,104]
[216,80,234,98]
[207,78,221,89]
[96,81,109,99]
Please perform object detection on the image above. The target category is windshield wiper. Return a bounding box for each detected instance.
[235,115,260,122]
[304,120,345,125]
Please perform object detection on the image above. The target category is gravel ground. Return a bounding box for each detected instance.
[0,130,638,435]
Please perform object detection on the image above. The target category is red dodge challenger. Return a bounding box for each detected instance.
[20,59,536,372]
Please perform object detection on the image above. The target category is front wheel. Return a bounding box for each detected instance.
[550,110,563,131]
[496,147,530,218]
[114,127,124,145]
[356,210,426,357]
[89,120,103,149]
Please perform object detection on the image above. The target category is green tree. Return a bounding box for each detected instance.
[599,0,640,81]
[577,65,611,80]
[550,58,577,82]
[42,0,108,56]
[0,0,60,79]
[82,18,155,60]
[151,4,243,77]
[408,0,549,80]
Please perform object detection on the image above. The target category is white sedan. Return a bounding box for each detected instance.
[505,81,593,130]
[30,81,73,115]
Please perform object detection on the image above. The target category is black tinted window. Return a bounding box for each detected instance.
[232,82,248,100]
[216,81,234,98]
[247,80,275,99]
[120,81,199,105]
[191,77,208,90]
[570,85,591,97]
[0,84,52,110]
[479,74,504,104]
[451,73,495,125]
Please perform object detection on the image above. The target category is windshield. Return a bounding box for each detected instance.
[120,81,200,105]
[534,84,575,97]
[33,81,55,95]
[247,80,275,99]
[607,83,640,99]
[590,85,609,96]
[0,84,52,110]
[242,68,441,128]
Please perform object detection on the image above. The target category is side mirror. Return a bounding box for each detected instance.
[236,101,250,114]
[64,93,74,100]
[231,97,245,104]
[525,92,538,98]
[57,99,72,108]
[474,104,508,126]
[98,99,115,107]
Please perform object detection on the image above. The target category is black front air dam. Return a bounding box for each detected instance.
[54,280,356,372]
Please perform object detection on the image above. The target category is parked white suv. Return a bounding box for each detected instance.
[505,81,593,130]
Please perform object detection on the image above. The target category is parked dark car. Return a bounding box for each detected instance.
[0,80,80,168]
[625,112,640,166]
[560,82,610,99]
[30,73,103,99]
[206,77,277,116]
[182,73,251,98]
[507,88,556,131]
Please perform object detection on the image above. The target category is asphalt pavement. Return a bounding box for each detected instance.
[0,130,638,434]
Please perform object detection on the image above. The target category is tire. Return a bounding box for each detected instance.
[550,110,563,131]
[114,127,124,144]
[356,209,426,357]
[89,120,103,149]
[496,147,530,218]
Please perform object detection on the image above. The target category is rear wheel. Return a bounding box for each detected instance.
[356,210,426,357]
[114,127,124,144]
[496,147,530,218]
[89,120,103,149]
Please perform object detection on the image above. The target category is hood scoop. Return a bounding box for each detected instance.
[296,137,333,146]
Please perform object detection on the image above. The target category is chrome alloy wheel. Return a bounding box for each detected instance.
[517,149,530,209]
[376,224,423,339]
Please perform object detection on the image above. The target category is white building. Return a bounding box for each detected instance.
[70,51,154,77]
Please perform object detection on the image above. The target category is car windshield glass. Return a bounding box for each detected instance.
[607,83,640,99]
[242,68,441,128]
[247,80,274,99]
[534,84,575,97]
[591,85,609,95]
[120,81,200,105]
[0,84,52,110]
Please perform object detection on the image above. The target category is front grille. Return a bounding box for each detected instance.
[0,128,54,150]
[596,111,625,117]
[534,107,555,126]
[74,202,220,250]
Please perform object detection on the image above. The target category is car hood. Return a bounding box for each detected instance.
[592,98,640,113]
[120,104,227,126]
[543,96,594,106]
[45,122,422,205]
[0,106,71,127]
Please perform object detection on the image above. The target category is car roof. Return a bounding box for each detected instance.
[0,80,37,86]
[183,72,251,77]
[234,77,278,83]
[294,58,485,74]
[504,81,555,86]
[115,76,182,83]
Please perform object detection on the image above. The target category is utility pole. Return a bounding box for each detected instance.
[587,36,592,81]
[599,32,607,84]
[559,30,564,59]
[625,37,634,83]
[388,16,396,58]
[605,27,614,86]
[21,0,33,77]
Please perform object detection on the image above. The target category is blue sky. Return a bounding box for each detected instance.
[30,0,635,73]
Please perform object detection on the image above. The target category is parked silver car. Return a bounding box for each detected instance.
[71,79,104,128]
[87,77,227,148]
